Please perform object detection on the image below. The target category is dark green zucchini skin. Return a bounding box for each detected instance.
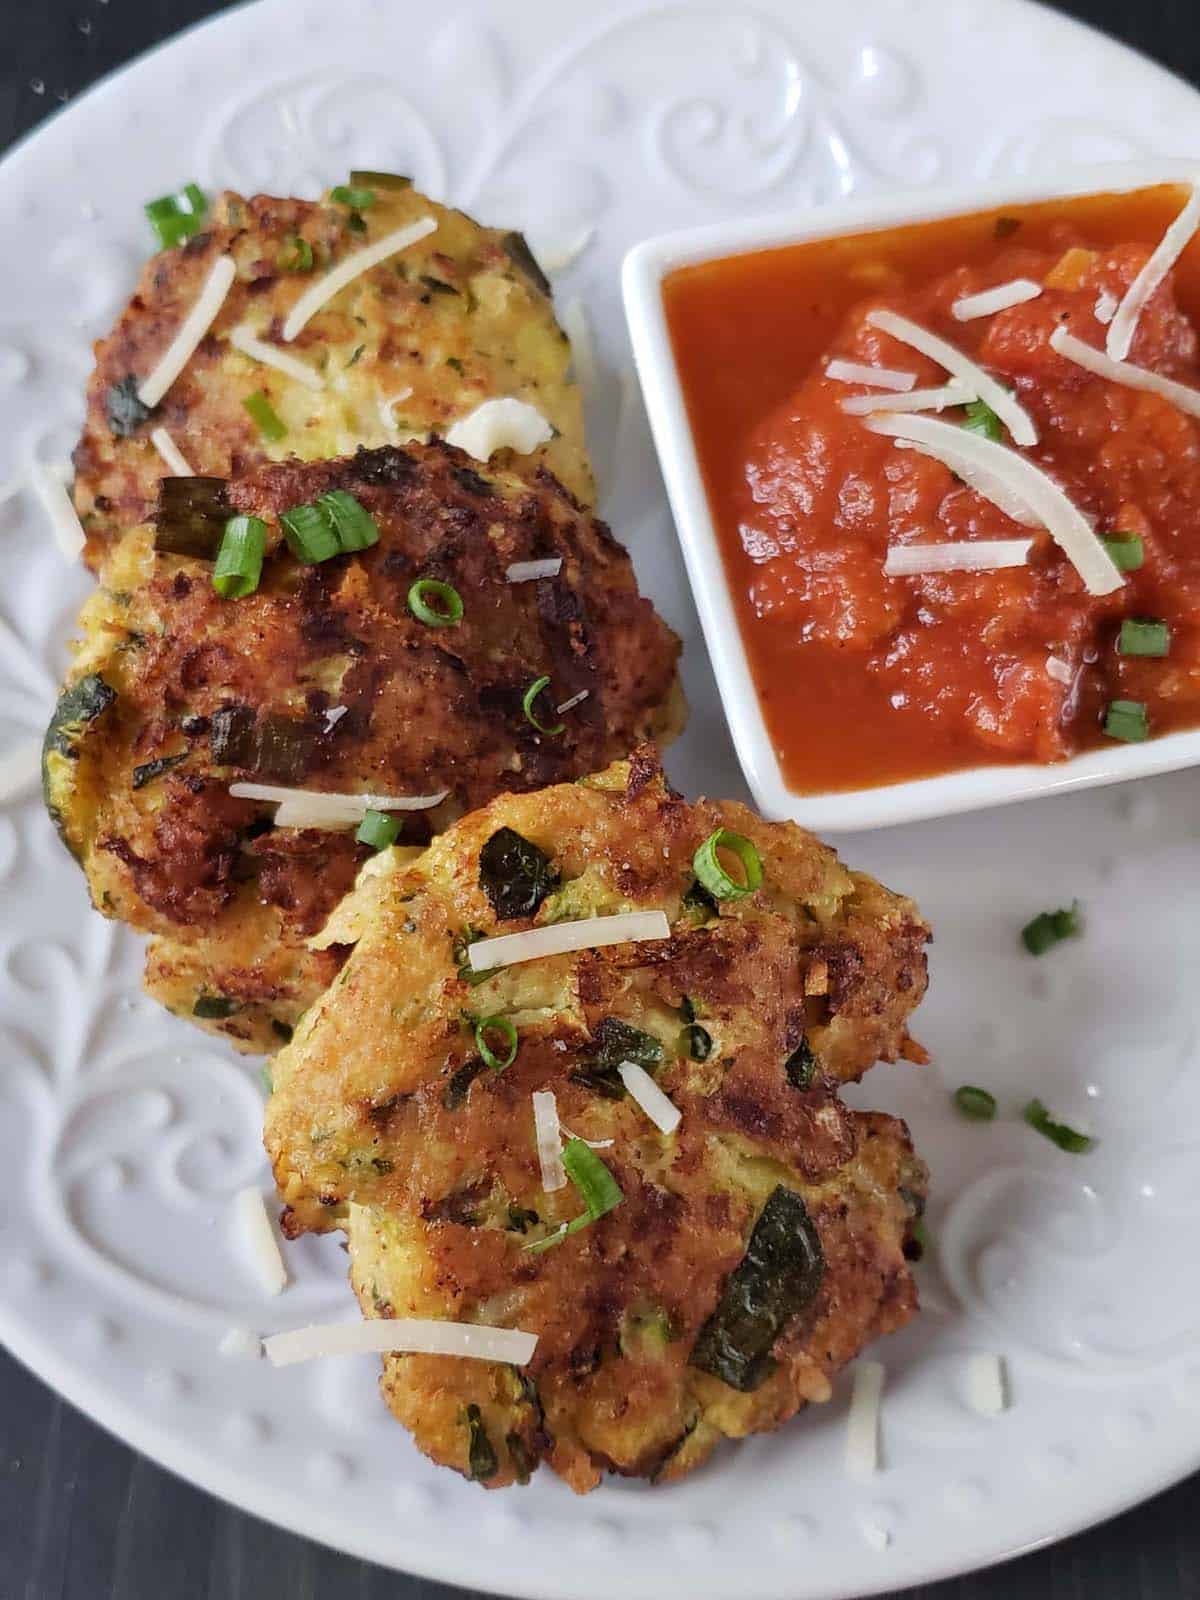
[41,673,116,856]
[689,1185,825,1392]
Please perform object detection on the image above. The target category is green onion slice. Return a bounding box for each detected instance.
[524,1139,623,1253]
[522,675,565,735]
[144,182,207,249]
[474,1015,519,1072]
[1022,1097,1094,1154]
[1100,533,1144,572]
[278,234,314,273]
[1021,902,1082,956]
[281,502,340,564]
[213,515,267,599]
[408,577,464,627]
[318,489,379,552]
[242,390,286,442]
[349,170,412,190]
[356,809,400,851]
[330,184,376,210]
[953,1085,997,1121]
[1118,618,1170,657]
[962,398,1004,441]
[692,828,763,901]
[1103,699,1149,743]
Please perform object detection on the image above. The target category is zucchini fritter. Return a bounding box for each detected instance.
[73,184,592,571]
[47,447,682,1052]
[266,750,928,1491]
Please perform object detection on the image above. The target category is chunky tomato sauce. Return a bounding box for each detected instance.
[664,185,1200,793]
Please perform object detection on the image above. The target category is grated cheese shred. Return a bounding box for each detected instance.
[233,1187,287,1296]
[1106,183,1200,361]
[1050,323,1200,421]
[845,1359,885,1479]
[150,427,193,476]
[138,254,237,407]
[533,1091,566,1192]
[229,324,324,390]
[884,539,1033,576]
[950,279,1043,321]
[618,1062,681,1134]
[466,910,670,973]
[282,217,437,342]
[825,358,916,391]
[263,1317,537,1368]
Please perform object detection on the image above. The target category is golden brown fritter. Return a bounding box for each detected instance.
[266,750,928,1490]
[73,184,592,572]
[46,446,683,1052]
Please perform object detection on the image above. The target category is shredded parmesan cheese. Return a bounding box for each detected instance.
[150,427,193,476]
[0,737,42,804]
[282,217,437,341]
[1106,183,1200,361]
[951,278,1043,321]
[825,359,916,391]
[138,254,237,407]
[562,298,596,390]
[1094,288,1119,325]
[866,412,1122,595]
[505,557,563,583]
[618,1062,681,1135]
[466,910,670,973]
[845,1360,884,1479]
[840,382,970,416]
[378,386,414,432]
[965,1352,1008,1416]
[557,1123,614,1149]
[444,397,553,461]
[233,1188,287,1296]
[556,689,590,715]
[229,324,324,390]
[884,539,1033,576]
[1050,323,1200,420]
[230,781,448,828]
[533,1091,567,1192]
[866,307,1037,446]
[322,705,348,732]
[33,461,85,561]
[263,1317,537,1368]
[1046,654,1072,684]
[535,225,595,273]
[219,1326,263,1360]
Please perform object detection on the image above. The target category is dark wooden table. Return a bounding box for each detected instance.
[3,3,1199,1596]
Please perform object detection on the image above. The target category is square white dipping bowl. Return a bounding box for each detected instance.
[623,158,1200,831]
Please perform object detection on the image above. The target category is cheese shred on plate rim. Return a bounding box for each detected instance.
[866,307,1038,446]
[865,411,1123,595]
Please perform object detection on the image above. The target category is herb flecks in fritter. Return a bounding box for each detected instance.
[265,750,929,1491]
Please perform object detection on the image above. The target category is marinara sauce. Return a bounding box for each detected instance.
[664,185,1200,793]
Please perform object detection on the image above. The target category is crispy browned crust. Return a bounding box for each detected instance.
[73,187,593,571]
[52,444,682,1050]
[267,750,929,1490]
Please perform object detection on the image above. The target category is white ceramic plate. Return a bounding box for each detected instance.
[1,2,1198,1596]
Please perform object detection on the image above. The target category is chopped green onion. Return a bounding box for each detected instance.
[1100,533,1144,572]
[474,1015,518,1072]
[962,398,1004,441]
[522,675,565,735]
[1118,618,1170,657]
[1103,699,1149,743]
[242,390,286,442]
[277,234,314,274]
[408,577,464,627]
[144,182,207,249]
[317,489,379,552]
[680,1022,712,1062]
[356,809,400,851]
[131,752,187,789]
[345,212,368,235]
[349,170,411,190]
[153,475,231,558]
[193,993,239,1019]
[281,502,340,564]
[1021,902,1082,956]
[1022,1097,1094,1153]
[953,1085,997,1121]
[524,1140,623,1253]
[784,1039,815,1090]
[213,515,267,599]
[330,184,376,210]
[692,828,763,901]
